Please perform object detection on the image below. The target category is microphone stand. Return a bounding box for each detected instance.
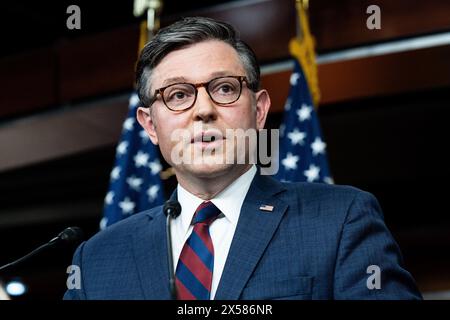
[0,227,83,272]
[0,242,54,272]
[163,200,181,300]
[166,213,177,300]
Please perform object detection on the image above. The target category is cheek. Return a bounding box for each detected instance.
[153,124,176,165]
[154,112,189,149]
[155,109,187,133]
[224,107,256,129]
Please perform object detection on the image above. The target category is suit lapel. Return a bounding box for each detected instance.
[132,208,172,299]
[214,173,288,300]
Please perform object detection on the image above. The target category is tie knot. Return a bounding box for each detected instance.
[192,201,221,225]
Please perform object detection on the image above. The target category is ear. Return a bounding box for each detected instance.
[255,89,271,130]
[137,107,159,145]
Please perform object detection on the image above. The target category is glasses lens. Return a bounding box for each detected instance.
[208,77,241,104]
[163,83,196,110]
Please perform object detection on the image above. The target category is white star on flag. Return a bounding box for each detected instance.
[297,104,312,122]
[99,217,108,230]
[274,59,332,185]
[290,72,300,85]
[126,176,143,191]
[287,128,306,145]
[279,124,286,137]
[139,130,150,143]
[119,197,135,215]
[324,176,334,185]
[281,152,300,170]
[284,98,292,111]
[134,151,149,168]
[116,141,129,156]
[149,159,162,175]
[147,185,160,202]
[123,117,135,131]
[104,191,114,205]
[102,91,165,229]
[129,93,139,107]
[110,166,121,180]
[311,137,326,156]
[304,164,320,182]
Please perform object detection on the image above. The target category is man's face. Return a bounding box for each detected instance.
[137,40,270,179]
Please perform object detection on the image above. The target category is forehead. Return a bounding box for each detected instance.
[151,40,246,88]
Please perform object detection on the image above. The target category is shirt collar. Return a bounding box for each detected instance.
[176,165,257,234]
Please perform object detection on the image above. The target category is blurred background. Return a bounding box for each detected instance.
[0,0,449,300]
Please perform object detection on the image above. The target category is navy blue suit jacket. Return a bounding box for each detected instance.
[64,173,421,299]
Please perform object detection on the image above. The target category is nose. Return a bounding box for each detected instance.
[192,87,218,123]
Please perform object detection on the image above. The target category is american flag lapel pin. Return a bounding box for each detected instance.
[259,204,274,212]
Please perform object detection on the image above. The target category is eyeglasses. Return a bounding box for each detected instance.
[149,76,249,111]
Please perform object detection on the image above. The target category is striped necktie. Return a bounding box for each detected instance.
[175,201,220,300]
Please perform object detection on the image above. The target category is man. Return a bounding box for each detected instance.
[64,17,421,300]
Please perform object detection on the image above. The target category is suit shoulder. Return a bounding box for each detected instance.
[280,181,380,222]
[84,205,163,249]
[283,181,369,202]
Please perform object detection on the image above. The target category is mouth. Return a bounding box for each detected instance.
[191,130,224,144]
[190,130,225,151]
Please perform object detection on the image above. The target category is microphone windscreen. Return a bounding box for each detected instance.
[163,201,182,219]
[58,227,84,244]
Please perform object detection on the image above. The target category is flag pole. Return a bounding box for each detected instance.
[133,0,175,181]
[134,0,164,49]
[274,0,332,184]
[291,0,320,107]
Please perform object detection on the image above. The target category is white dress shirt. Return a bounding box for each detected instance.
[172,165,257,299]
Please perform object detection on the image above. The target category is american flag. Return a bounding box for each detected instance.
[101,93,165,229]
[274,59,333,184]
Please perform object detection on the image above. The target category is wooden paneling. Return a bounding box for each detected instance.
[0,94,129,172]
[0,48,57,118]
[261,45,450,108]
[310,0,450,52]
[2,0,450,119]
[318,45,450,104]
[58,25,139,102]
[261,70,291,112]
[162,0,296,63]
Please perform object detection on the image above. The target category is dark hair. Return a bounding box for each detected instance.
[135,16,260,107]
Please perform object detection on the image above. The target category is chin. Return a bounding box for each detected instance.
[184,161,233,179]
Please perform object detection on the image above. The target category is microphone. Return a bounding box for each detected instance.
[163,200,181,300]
[0,227,84,272]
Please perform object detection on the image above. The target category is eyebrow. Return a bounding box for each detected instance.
[161,71,238,87]
[162,76,187,86]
